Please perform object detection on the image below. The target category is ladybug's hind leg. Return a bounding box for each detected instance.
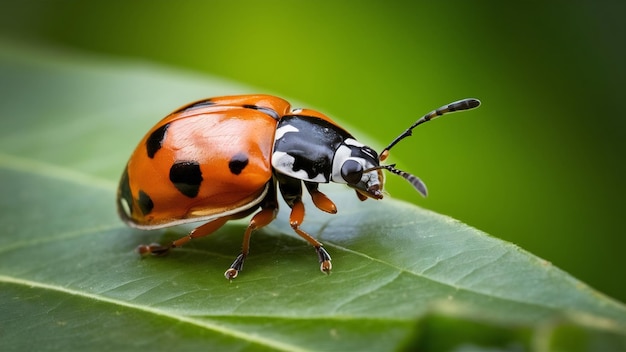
[136,217,230,256]
[278,176,332,275]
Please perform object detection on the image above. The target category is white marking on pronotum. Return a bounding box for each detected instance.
[272,151,295,171]
[274,125,299,141]
[272,151,328,182]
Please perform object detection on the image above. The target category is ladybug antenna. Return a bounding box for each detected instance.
[379,98,481,161]
[364,164,428,197]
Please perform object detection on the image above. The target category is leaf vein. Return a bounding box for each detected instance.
[0,274,312,352]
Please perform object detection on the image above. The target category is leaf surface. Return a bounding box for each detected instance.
[1,40,625,352]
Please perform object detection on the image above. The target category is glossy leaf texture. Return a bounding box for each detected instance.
[1,40,625,352]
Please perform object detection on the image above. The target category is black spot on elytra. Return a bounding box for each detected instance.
[137,190,154,215]
[243,104,281,120]
[118,167,134,217]
[228,153,249,175]
[169,161,203,197]
[146,124,170,158]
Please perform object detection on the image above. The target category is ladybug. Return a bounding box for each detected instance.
[117,94,480,280]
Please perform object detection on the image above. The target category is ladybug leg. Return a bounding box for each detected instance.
[289,200,332,274]
[224,206,277,280]
[304,181,337,214]
[136,217,229,256]
[225,182,279,280]
[279,176,332,274]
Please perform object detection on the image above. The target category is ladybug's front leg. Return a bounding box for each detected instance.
[279,176,332,274]
[289,200,333,274]
[304,181,337,214]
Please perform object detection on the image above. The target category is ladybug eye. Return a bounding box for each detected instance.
[341,160,363,184]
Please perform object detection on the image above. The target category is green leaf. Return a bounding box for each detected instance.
[1,40,625,352]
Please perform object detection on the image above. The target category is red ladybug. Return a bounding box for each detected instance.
[117,94,480,279]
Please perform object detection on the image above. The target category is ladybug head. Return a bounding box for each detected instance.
[331,140,385,200]
[338,98,481,201]
[331,139,427,201]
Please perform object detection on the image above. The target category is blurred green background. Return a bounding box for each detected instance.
[2,1,625,302]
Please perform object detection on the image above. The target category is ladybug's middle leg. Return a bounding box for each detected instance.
[279,176,332,274]
[225,181,279,280]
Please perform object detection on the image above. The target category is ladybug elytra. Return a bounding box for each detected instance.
[117,94,480,280]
